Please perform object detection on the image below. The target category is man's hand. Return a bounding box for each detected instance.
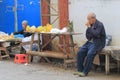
[86,22,91,28]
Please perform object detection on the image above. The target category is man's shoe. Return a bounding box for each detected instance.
[73,72,82,75]
[78,72,86,77]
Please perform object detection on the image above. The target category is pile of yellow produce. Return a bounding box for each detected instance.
[26,26,31,32]
[26,25,37,32]
[0,33,14,41]
[26,24,53,33]
[37,26,46,33]
[46,24,53,32]
[37,24,53,33]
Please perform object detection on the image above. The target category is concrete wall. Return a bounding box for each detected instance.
[69,0,120,46]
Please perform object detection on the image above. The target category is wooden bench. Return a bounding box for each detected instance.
[97,46,120,75]
[0,47,10,60]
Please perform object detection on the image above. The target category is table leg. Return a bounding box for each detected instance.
[105,54,110,75]
[29,34,35,63]
[30,34,34,51]
[63,35,67,54]
[69,35,76,67]
[40,34,53,63]
[70,35,75,55]
[0,51,2,60]
[63,35,68,69]
[117,61,120,73]
[38,33,41,51]
[5,49,10,59]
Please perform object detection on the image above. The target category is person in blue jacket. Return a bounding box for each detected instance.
[74,13,106,77]
[14,20,32,37]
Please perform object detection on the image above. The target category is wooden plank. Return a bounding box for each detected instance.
[57,44,66,53]
[1,55,9,58]
[0,39,22,43]
[0,51,1,60]
[22,40,38,45]
[0,47,10,60]
[41,14,58,16]
[30,34,35,51]
[65,59,76,64]
[24,32,83,35]
[93,54,100,65]
[51,17,59,24]
[117,61,120,73]
[70,35,75,54]
[42,35,57,50]
[0,47,6,51]
[27,51,68,59]
[38,33,41,51]
[44,0,58,13]
[62,35,67,54]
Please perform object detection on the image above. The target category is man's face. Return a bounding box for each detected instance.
[87,16,96,24]
[22,23,27,29]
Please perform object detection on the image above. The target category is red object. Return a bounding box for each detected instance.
[59,0,70,52]
[59,0,69,29]
[41,0,50,25]
[14,54,28,64]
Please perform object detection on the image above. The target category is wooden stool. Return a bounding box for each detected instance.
[0,47,10,60]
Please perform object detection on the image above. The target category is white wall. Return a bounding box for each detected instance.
[69,0,120,46]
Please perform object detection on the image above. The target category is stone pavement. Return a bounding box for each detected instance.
[0,60,119,80]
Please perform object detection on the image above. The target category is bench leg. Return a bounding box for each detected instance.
[105,54,110,75]
[117,61,120,73]
[0,51,2,60]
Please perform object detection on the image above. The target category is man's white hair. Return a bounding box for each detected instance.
[88,12,96,18]
[22,20,28,24]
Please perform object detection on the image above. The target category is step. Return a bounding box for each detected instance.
[1,55,9,58]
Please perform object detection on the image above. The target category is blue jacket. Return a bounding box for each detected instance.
[86,20,106,51]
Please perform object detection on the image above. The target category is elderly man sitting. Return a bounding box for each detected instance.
[74,13,106,77]
[14,20,32,37]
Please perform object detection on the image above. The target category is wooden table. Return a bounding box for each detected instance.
[26,32,82,68]
[0,39,22,60]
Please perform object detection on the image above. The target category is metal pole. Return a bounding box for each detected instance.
[14,0,18,32]
[40,0,42,25]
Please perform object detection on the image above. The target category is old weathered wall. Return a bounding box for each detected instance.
[69,0,120,46]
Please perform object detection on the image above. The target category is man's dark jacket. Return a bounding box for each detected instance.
[86,20,106,51]
[14,30,32,37]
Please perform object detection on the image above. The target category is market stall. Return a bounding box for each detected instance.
[25,24,82,67]
[0,32,22,60]
[26,32,82,67]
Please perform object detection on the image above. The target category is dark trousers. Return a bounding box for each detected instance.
[77,42,97,75]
